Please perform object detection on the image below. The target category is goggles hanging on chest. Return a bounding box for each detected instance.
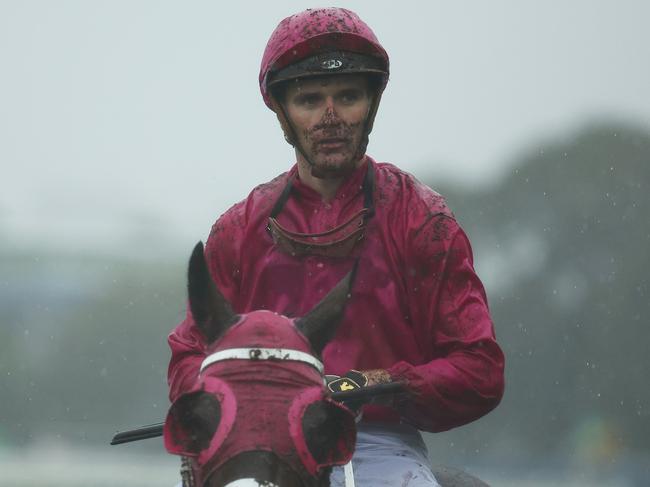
[267,166,375,258]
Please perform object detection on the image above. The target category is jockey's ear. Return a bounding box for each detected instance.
[296,260,358,356]
[188,241,239,343]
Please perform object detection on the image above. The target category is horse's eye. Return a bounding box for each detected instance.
[167,391,222,454]
[301,401,355,465]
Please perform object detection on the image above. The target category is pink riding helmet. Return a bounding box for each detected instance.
[259,7,390,110]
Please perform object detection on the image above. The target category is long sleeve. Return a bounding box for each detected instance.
[167,204,245,402]
[387,215,505,432]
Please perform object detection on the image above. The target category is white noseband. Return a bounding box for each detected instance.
[200,347,324,374]
[223,480,279,487]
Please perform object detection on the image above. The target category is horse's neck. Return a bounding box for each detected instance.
[204,451,327,487]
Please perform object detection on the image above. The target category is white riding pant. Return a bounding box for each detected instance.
[329,421,441,487]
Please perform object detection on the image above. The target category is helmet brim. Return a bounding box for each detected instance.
[267,51,388,89]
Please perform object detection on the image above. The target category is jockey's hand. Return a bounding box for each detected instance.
[326,369,393,392]
[326,370,368,393]
[361,369,392,387]
[326,369,396,412]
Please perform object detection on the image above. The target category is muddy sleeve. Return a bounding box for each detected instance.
[387,217,505,432]
[167,212,243,402]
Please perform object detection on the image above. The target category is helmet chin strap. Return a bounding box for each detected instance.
[270,90,382,179]
[271,97,315,169]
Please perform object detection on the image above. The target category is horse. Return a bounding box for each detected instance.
[163,242,358,487]
[161,242,491,487]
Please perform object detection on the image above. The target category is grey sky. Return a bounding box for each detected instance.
[2,1,649,256]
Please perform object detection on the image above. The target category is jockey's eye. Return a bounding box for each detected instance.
[294,93,323,108]
[338,89,364,105]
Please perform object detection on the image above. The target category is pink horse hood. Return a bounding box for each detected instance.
[164,312,357,484]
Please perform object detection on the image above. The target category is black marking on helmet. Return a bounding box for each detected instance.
[321,58,343,70]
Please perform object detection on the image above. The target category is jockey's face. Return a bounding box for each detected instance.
[283,74,371,179]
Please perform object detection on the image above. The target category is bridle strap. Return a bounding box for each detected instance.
[200,348,324,374]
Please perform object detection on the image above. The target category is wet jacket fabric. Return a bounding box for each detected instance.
[168,157,504,433]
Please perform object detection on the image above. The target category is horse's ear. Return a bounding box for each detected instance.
[296,261,358,355]
[188,241,239,343]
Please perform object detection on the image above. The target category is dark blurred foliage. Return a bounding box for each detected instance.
[0,122,648,477]
[424,121,649,476]
[0,255,184,447]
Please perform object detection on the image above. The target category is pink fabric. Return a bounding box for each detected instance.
[168,157,505,433]
[165,312,355,483]
[288,387,356,475]
[259,7,389,108]
[164,375,236,459]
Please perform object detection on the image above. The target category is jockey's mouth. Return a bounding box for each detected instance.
[315,137,349,152]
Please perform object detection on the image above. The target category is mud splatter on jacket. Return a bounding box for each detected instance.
[168,157,505,432]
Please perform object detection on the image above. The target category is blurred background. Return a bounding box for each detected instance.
[1,1,648,485]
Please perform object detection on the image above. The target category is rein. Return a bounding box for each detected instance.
[110,382,404,445]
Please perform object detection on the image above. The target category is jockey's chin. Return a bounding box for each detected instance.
[308,153,364,180]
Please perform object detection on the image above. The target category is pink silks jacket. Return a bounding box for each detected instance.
[168,157,505,433]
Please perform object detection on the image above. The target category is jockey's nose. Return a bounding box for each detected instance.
[320,97,340,124]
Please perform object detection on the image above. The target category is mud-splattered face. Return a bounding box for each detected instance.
[284,75,371,179]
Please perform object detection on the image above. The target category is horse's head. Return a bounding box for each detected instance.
[164,243,358,487]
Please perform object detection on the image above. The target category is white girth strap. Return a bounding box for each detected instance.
[200,347,324,374]
[344,460,356,487]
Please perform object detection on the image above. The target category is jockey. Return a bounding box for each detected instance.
[168,7,505,487]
